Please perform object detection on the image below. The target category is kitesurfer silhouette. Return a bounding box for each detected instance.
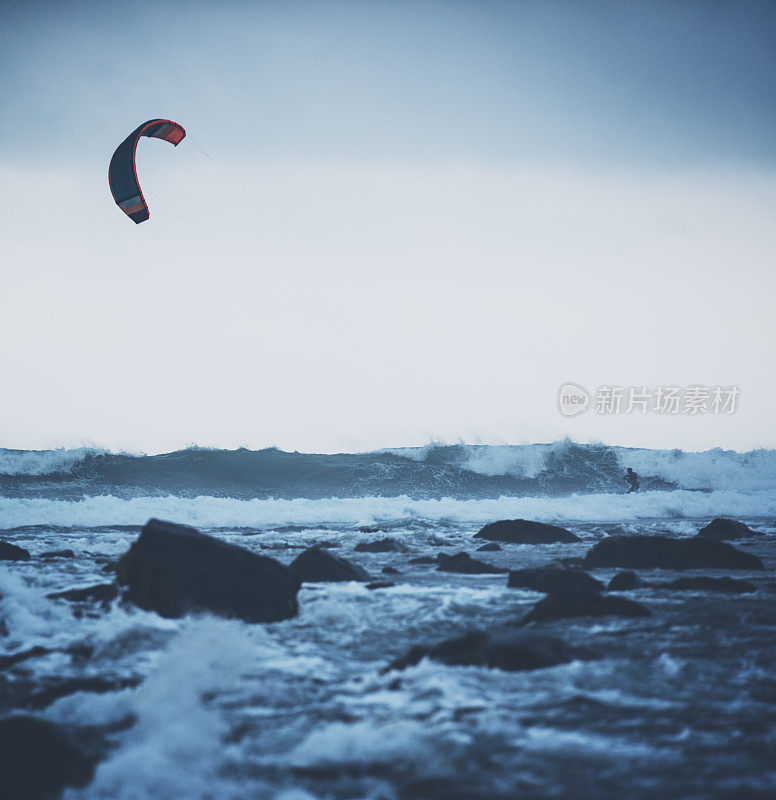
[624,468,640,493]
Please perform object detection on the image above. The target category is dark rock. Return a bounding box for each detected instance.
[602,571,755,594]
[357,526,381,533]
[476,542,502,552]
[365,581,395,590]
[607,570,642,590]
[475,519,580,544]
[48,583,118,604]
[409,556,436,565]
[427,536,452,547]
[382,566,400,574]
[39,549,76,559]
[116,518,299,623]
[0,541,31,561]
[436,552,509,574]
[384,629,583,673]
[507,565,604,594]
[289,546,370,582]
[661,576,757,594]
[0,715,94,798]
[558,556,585,568]
[354,538,406,553]
[523,589,651,623]
[697,518,758,540]
[582,535,763,571]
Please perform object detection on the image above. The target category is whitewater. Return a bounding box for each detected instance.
[2,490,776,532]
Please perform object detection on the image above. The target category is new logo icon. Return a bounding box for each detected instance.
[558,383,590,417]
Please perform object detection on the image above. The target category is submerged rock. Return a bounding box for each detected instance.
[508,565,604,594]
[436,552,509,574]
[427,536,452,547]
[583,535,763,571]
[660,576,757,594]
[47,583,118,605]
[697,518,758,540]
[116,518,299,623]
[408,556,436,565]
[523,589,651,623]
[289,546,370,582]
[475,519,580,544]
[606,571,755,594]
[0,541,31,561]
[0,715,94,798]
[354,538,407,553]
[39,549,76,559]
[385,629,582,673]
[607,570,643,590]
[382,566,400,574]
[365,581,395,590]
[476,542,502,552]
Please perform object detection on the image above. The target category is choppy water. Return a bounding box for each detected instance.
[1,443,775,798]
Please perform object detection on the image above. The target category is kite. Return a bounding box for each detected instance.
[108,119,186,224]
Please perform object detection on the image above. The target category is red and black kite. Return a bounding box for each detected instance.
[108,119,186,224]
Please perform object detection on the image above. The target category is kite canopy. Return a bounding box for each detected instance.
[108,119,186,224]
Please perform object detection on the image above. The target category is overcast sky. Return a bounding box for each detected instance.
[1,0,775,453]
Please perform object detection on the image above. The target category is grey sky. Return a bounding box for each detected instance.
[3,1,776,164]
[1,1,774,453]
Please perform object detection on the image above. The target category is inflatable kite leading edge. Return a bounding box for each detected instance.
[108,119,186,224]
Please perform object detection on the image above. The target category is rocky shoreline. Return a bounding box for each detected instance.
[0,515,773,799]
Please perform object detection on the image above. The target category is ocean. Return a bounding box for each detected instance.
[1,441,774,799]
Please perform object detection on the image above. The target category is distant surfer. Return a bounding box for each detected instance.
[624,468,640,493]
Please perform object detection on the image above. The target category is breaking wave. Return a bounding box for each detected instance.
[0,447,106,476]
[1,441,774,499]
[1,489,774,531]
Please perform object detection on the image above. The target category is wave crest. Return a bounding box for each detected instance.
[0,447,106,476]
[1,441,774,497]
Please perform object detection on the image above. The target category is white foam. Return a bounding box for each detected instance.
[619,446,776,491]
[65,619,255,800]
[459,444,552,478]
[379,442,551,477]
[521,726,672,760]
[382,441,776,491]
[0,489,774,531]
[0,568,74,648]
[46,687,137,728]
[286,719,429,767]
[0,447,104,476]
